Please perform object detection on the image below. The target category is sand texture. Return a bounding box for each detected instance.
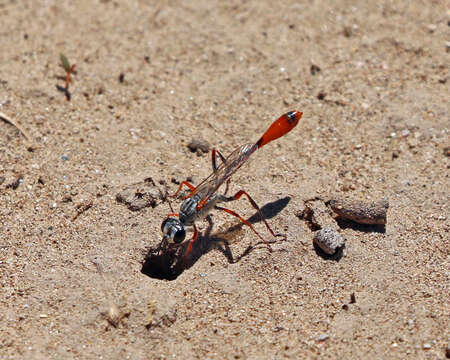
[0,1,449,359]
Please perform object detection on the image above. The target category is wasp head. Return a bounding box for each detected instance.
[161,217,186,244]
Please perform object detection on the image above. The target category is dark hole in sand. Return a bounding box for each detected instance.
[141,197,291,280]
[141,248,182,281]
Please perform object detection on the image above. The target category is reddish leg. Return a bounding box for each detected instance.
[215,206,273,252]
[218,190,285,241]
[183,224,198,260]
[170,181,196,198]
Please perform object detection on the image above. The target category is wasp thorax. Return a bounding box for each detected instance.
[161,217,186,244]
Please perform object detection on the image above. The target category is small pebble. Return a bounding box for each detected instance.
[310,64,321,75]
[61,154,69,161]
[443,146,450,157]
[187,139,210,155]
[37,176,46,185]
[106,304,122,327]
[313,228,345,255]
[5,176,23,190]
[62,194,72,203]
[317,334,329,342]
[317,92,326,100]
[423,343,431,350]
[427,24,437,33]
[343,26,352,37]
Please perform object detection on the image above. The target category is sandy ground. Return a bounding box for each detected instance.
[0,0,449,359]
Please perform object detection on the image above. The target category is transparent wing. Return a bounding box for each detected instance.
[188,143,258,203]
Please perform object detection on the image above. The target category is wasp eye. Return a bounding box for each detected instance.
[161,217,186,244]
[173,228,186,244]
[161,218,171,233]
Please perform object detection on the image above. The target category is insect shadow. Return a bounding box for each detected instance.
[336,218,386,234]
[141,196,291,280]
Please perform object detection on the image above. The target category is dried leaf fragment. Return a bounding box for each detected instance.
[60,53,71,72]
[328,198,389,225]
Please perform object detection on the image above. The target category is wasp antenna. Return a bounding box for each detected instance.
[166,193,174,213]
[156,184,175,213]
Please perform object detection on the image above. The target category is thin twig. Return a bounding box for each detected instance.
[0,112,32,142]
[71,199,93,221]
